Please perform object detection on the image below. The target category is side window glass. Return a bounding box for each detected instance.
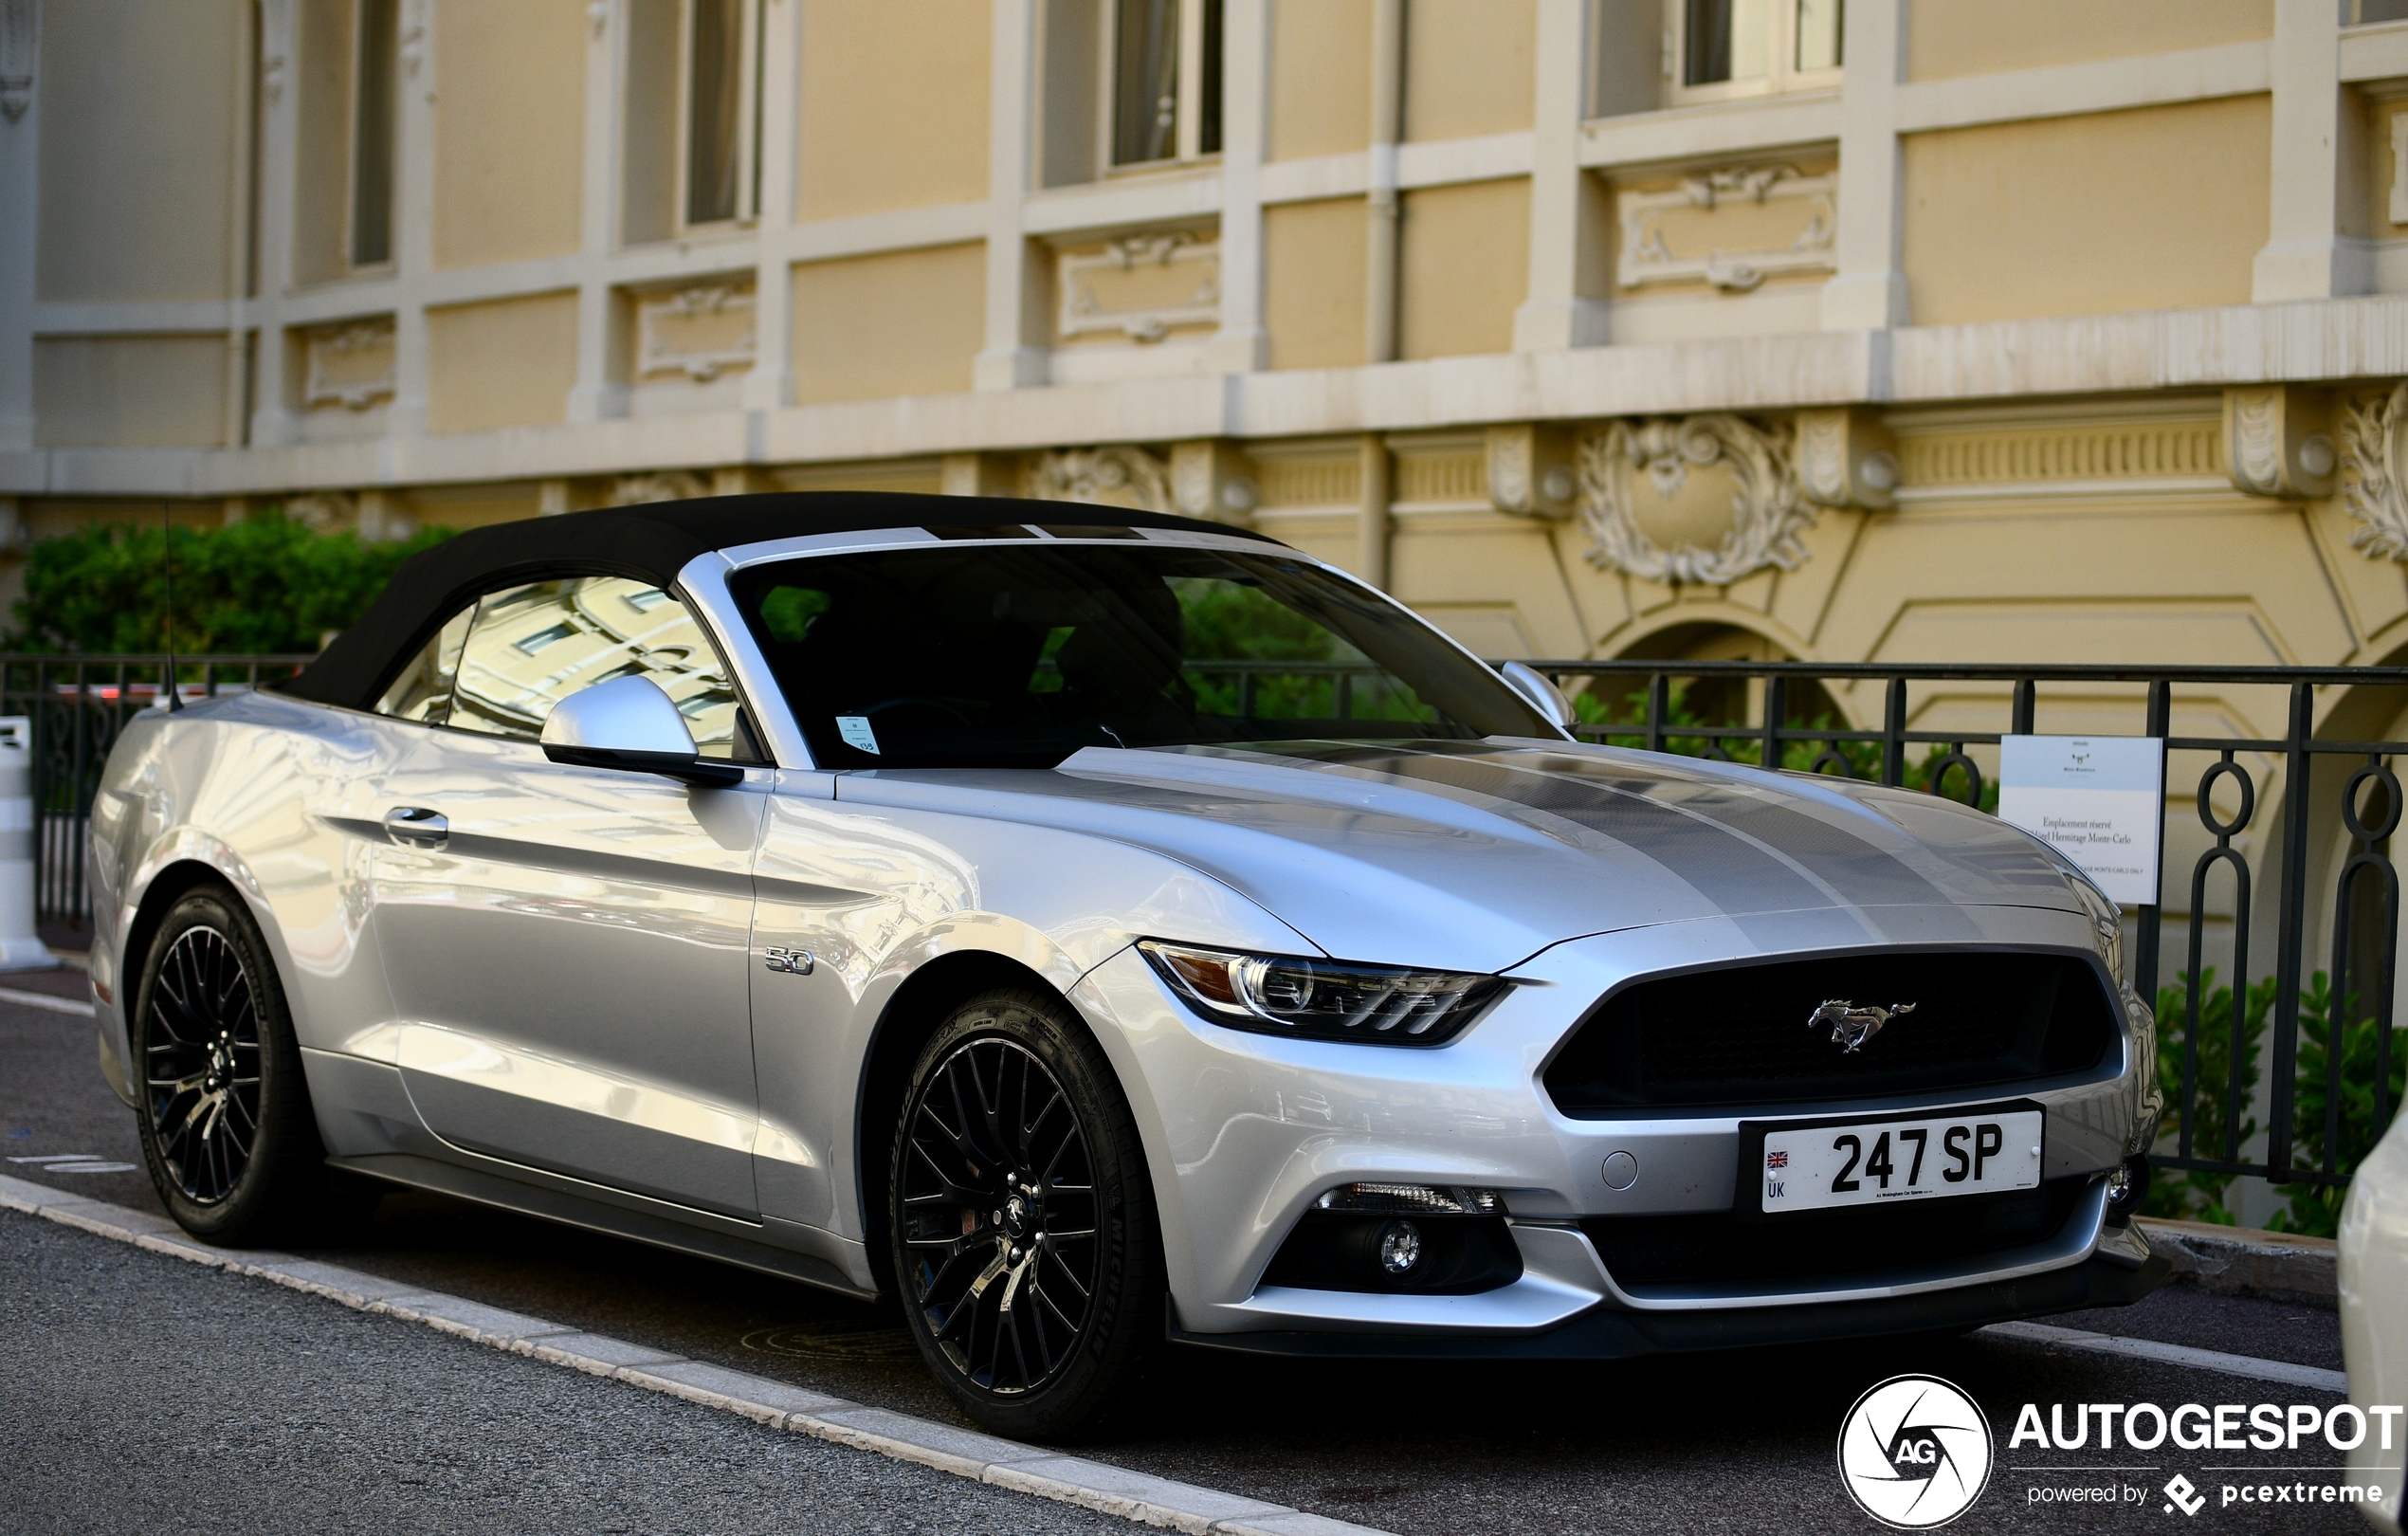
[447,576,743,758]
[374,605,473,723]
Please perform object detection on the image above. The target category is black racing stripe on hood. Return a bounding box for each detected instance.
[1237,741,1979,932]
[1277,744,1836,916]
[1511,749,1980,921]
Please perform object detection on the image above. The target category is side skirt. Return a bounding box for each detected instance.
[329,1151,878,1300]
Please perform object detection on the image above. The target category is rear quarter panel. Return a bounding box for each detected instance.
[91,694,400,1109]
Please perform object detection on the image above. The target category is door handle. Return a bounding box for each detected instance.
[382,806,448,849]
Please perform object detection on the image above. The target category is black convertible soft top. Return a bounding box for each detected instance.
[282,491,1275,711]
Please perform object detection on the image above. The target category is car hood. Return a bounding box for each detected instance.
[833,738,2088,976]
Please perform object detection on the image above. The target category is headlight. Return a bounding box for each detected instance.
[1137,940,1505,1046]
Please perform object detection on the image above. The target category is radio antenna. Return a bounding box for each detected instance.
[161,502,182,712]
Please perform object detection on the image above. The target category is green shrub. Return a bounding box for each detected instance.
[12,517,451,655]
[2145,969,2272,1224]
[2145,966,2404,1236]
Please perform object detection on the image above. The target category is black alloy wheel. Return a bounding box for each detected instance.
[144,923,261,1204]
[891,990,1161,1440]
[133,887,345,1243]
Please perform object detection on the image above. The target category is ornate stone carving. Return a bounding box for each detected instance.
[302,320,397,411]
[636,283,756,383]
[1057,233,1220,344]
[0,0,34,124]
[1577,414,1818,586]
[1021,447,1174,514]
[1485,425,1576,519]
[1170,440,1258,523]
[284,492,356,533]
[1617,166,1836,294]
[2226,385,2336,501]
[2342,383,2408,562]
[1793,407,1898,510]
[613,471,710,506]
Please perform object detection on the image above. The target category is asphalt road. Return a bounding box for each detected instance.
[0,1210,1145,1536]
[3,990,2380,1536]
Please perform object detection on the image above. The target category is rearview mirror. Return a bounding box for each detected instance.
[539,674,742,786]
[1498,661,1578,736]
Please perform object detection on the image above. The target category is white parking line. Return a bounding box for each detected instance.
[0,1172,1384,1536]
[4,1155,138,1173]
[1981,1319,2350,1395]
[0,986,95,1017]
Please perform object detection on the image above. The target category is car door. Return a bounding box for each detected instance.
[369,574,770,1217]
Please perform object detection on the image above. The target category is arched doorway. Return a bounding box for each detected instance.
[1583,620,1850,771]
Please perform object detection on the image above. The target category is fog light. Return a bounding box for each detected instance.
[1377,1219,1423,1275]
[2104,1155,2149,1225]
[1315,1182,1503,1216]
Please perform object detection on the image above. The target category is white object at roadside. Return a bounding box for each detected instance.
[2341,1107,2408,1534]
[0,717,55,971]
[1998,735,2163,907]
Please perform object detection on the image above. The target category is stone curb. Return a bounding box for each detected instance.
[0,1172,1391,1536]
[2139,1216,2340,1307]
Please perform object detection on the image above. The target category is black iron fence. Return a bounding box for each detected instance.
[18,650,2405,1216]
[8,654,313,931]
[1528,658,2407,1226]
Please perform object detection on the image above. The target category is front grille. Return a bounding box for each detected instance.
[1542,949,2117,1116]
[1580,1177,2089,1292]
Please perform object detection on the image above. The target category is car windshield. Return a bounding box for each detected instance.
[729,542,1553,768]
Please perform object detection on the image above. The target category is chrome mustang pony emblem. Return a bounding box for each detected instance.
[1809,999,1915,1053]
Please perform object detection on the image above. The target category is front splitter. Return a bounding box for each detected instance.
[1167,1252,2173,1361]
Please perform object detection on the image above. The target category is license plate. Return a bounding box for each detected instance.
[1757,1109,2043,1214]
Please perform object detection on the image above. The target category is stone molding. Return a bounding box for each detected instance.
[1485,425,1577,519]
[1020,447,1174,514]
[635,283,757,384]
[1616,166,1836,294]
[302,320,398,411]
[614,471,710,505]
[284,491,356,533]
[1056,233,1221,345]
[1794,407,1898,510]
[1169,440,1259,524]
[1577,414,1816,586]
[2342,382,2408,563]
[2224,385,2335,501]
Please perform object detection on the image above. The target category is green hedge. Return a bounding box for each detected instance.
[12,517,451,655]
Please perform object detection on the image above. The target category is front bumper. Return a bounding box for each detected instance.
[1172,1250,2172,1360]
[1073,903,2158,1344]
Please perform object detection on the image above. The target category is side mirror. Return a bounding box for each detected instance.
[1498,661,1579,736]
[539,674,743,786]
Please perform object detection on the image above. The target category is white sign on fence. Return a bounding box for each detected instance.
[1998,735,2164,907]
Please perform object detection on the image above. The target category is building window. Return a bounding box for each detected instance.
[1674,0,1840,101]
[351,0,398,266]
[682,0,761,228]
[1108,0,1221,169]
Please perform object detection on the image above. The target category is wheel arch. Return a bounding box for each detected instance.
[852,947,1076,1296]
[101,855,258,1106]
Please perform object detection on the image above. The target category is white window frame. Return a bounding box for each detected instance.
[1100,0,1217,175]
[675,0,764,232]
[1664,0,1842,108]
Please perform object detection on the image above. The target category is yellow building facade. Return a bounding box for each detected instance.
[8,0,2408,725]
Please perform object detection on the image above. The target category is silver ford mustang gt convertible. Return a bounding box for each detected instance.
[86,492,2167,1438]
